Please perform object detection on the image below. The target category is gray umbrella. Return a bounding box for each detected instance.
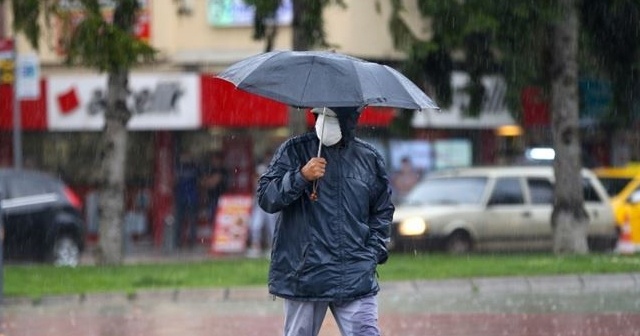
[216,50,439,111]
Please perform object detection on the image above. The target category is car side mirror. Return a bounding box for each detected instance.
[629,190,640,204]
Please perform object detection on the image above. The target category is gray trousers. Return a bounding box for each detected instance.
[283,295,380,336]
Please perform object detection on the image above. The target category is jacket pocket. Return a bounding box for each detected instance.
[293,243,311,276]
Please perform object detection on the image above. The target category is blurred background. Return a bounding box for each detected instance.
[0,0,637,263]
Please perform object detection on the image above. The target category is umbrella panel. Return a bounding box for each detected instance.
[217,50,439,111]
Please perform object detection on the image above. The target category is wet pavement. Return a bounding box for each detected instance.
[2,242,640,335]
[2,272,640,336]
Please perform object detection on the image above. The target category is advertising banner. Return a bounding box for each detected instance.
[388,140,433,172]
[210,194,252,254]
[46,73,201,130]
[207,0,292,27]
[434,139,472,169]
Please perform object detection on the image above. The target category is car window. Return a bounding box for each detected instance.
[527,178,554,204]
[583,178,602,202]
[597,177,632,197]
[402,176,488,206]
[6,175,59,198]
[488,177,524,205]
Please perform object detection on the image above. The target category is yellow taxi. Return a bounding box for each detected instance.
[594,164,640,251]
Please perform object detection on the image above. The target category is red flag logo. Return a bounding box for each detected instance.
[57,87,79,114]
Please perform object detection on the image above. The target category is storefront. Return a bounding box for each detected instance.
[0,71,396,248]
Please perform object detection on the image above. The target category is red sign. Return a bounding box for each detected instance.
[0,80,48,130]
[521,86,550,127]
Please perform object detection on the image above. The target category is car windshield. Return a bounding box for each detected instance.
[402,176,488,206]
[598,177,633,197]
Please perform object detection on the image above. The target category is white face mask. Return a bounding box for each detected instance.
[315,113,342,146]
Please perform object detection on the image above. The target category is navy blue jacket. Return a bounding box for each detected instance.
[257,110,394,301]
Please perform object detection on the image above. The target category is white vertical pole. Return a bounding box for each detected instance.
[11,33,22,169]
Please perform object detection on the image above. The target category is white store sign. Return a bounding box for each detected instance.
[47,73,201,131]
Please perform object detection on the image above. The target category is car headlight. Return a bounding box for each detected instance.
[398,217,427,236]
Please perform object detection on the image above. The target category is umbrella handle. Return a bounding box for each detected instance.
[316,107,326,157]
[310,107,327,201]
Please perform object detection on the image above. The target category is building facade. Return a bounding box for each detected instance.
[0,1,520,247]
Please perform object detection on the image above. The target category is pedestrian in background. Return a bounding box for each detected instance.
[257,107,394,336]
[201,150,228,227]
[391,156,421,204]
[247,151,279,258]
[174,151,201,248]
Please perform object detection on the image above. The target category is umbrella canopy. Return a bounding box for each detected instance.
[216,50,439,111]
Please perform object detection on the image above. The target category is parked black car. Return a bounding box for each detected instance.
[0,168,85,266]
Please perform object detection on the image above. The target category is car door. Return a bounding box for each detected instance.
[626,185,640,245]
[524,177,555,242]
[482,176,528,248]
[2,174,60,258]
[583,176,615,235]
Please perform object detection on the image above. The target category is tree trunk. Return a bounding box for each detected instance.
[550,0,589,254]
[95,70,131,265]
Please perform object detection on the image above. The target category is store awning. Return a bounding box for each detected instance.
[305,106,396,127]
[0,76,397,130]
[203,75,397,128]
[201,75,289,128]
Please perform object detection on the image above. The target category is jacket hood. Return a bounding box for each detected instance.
[332,106,360,144]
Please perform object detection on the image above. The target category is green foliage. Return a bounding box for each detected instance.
[244,0,345,50]
[62,10,156,72]
[389,0,557,117]
[581,0,640,126]
[244,0,281,39]
[6,253,640,298]
[2,0,156,73]
[63,0,156,72]
[390,0,640,125]
[1,0,42,49]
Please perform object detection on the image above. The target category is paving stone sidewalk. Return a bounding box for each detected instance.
[4,242,639,335]
[3,273,639,336]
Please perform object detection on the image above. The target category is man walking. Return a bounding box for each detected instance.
[257,107,394,336]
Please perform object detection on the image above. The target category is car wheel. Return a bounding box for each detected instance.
[52,235,80,267]
[446,231,472,254]
[588,236,618,253]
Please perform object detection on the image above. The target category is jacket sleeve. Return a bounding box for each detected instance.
[367,156,395,264]
[257,142,310,214]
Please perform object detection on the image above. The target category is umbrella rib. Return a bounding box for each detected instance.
[299,55,318,107]
[348,59,367,110]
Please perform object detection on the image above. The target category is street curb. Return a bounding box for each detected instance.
[2,286,274,307]
[387,273,640,296]
[4,273,639,307]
